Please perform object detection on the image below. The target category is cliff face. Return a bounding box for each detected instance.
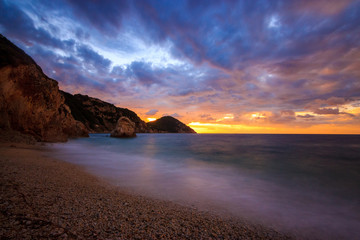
[147,116,196,133]
[61,91,148,133]
[0,35,89,142]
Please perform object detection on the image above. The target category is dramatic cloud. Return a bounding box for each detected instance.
[64,0,130,36]
[125,61,163,86]
[314,108,340,115]
[145,109,158,116]
[1,0,359,133]
[76,45,111,71]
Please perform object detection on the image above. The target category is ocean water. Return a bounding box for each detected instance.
[50,134,360,239]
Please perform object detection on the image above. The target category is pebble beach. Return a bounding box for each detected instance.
[0,142,292,239]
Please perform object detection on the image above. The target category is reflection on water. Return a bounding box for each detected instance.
[50,134,360,240]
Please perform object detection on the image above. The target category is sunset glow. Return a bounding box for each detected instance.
[1,0,359,134]
[189,122,360,135]
[189,122,274,134]
[146,118,157,122]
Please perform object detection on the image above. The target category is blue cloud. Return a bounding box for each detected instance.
[125,61,162,86]
[76,45,111,71]
[64,0,130,36]
[0,1,69,50]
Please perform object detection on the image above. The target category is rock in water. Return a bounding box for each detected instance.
[110,117,136,138]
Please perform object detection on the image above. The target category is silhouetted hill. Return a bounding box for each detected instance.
[147,116,196,133]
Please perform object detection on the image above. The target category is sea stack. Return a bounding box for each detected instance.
[110,117,136,138]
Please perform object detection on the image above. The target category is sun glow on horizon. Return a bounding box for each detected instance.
[147,117,157,122]
[188,121,360,134]
[189,122,275,134]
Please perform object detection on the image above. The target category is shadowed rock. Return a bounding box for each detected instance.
[110,117,136,138]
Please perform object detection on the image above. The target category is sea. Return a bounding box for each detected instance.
[50,133,360,240]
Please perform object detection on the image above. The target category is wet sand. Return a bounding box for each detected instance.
[0,142,292,239]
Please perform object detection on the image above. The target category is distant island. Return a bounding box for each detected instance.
[0,34,195,142]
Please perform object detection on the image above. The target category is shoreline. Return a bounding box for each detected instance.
[0,142,291,239]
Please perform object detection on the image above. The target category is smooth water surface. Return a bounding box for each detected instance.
[50,134,360,239]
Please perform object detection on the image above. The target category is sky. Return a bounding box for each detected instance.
[1,0,360,134]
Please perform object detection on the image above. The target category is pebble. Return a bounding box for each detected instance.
[0,144,293,240]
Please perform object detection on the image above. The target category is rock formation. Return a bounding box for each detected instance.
[147,116,196,133]
[110,117,136,138]
[61,91,148,133]
[0,34,89,142]
[61,91,196,134]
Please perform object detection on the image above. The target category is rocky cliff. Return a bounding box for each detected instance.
[147,116,196,133]
[61,91,148,133]
[0,34,89,142]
